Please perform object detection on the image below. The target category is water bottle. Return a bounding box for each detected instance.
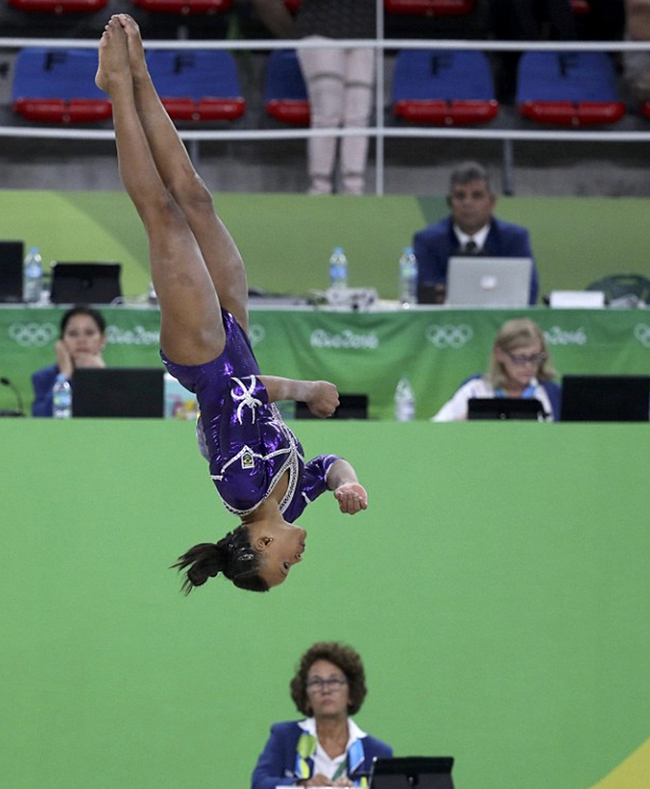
[329,247,348,289]
[23,246,43,304]
[52,373,72,419]
[394,376,415,422]
[398,246,418,307]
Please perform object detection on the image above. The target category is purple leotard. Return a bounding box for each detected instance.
[161,310,339,520]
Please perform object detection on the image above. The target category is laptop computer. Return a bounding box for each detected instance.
[50,262,122,305]
[295,393,369,420]
[72,368,164,418]
[468,397,546,421]
[0,240,25,303]
[369,757,454,789]
[446,256,533,307]
[560,375,650,422]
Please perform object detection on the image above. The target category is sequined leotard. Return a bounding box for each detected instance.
[162,310,339,521]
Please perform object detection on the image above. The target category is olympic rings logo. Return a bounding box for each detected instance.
[633,323,650,347]
[425,323,474,349]
[248,324,266,348]
[8,322,58,347]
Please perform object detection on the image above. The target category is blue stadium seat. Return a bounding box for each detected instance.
[146,50,245,122]
[11,48,111,123]
[392,49,498,125]
[263,49,310,126]
[516,51,625,126]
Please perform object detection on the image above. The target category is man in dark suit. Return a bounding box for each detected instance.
[413,161,539,305]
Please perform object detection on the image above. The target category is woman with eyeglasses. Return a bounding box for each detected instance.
[431,318,561,421]
[95,15,368,594]
[252,642,392,789]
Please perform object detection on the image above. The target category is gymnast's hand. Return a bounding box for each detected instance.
[334,482,368,514]
[305,380,340,418]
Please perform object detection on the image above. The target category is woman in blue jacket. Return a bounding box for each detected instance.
[252,642,392,789]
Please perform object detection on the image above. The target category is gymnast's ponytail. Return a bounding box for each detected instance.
[172,525,269,593]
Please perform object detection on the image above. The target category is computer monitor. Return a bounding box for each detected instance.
[72,368,164,418]
[560,375,650,422]
[468,397,546,421]
[446,256,533,307]
[0,241,25,303]
[50,262,122,305]
[369,757,454,789]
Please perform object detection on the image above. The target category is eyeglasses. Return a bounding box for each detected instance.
[507,351,546,367]
[305,677,348,692]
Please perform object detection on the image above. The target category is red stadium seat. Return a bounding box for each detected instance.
[519,100,625,125]
[8,0,107,12]
[11,48,112,124]
[392,49,498,126]
[13,98,111,123]
[384,0,477,16]
[284,0,301,11]
[570,0,591,14]
[132,0,231,14]
[264,50,311,126]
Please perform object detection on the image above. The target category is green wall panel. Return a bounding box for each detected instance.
[1,420,649,789]
[1,191,649,302]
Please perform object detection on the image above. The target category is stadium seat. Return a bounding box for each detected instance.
[392,49,498,125]
[263,49,310,126]
[11,48,112,124]
[284,0,301,11]
[384,0,477,15]
[146,50,245,121]
[8,0,106,11]
[516,51,625,126]
[132,0,231,14]
[570,0,590,14]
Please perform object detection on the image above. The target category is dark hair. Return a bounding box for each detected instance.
[60,305,106,337]
[290,641,367,716]
[172,525,269,594]
[449,160,491,190]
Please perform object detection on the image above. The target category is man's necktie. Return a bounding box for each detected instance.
[464,240,478,254]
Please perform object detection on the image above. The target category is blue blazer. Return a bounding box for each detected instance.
[413,215,539,305]
[31,364,59,417]
[251,720,393,789]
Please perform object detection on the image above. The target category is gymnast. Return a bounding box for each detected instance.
[96,14,368,593]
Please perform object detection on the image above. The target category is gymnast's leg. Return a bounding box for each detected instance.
[96,17,224,365]
[117,13,249,334]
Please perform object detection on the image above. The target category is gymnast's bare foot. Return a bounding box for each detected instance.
[95,16,131,94]
[117,13,149,83]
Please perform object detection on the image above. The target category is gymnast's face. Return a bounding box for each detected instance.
[253,523,307,588]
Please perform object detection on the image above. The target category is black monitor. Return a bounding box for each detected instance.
[50,262,122,305]
[369,757,454,789]
[560,375,650,422]
[468,397,545,421]
[0,241,25,303]
[72,368,164,418]
[295,393,369,420]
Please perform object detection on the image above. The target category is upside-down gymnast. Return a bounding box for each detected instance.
[96,14,368,593]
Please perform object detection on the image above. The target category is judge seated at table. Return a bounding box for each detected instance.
[413,161,539,306]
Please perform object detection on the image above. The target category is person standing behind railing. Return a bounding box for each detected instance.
[253,0,376,195]
[624,0,650,103]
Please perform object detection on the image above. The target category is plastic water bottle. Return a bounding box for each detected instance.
[329,247,348,289]
[23,246,43,303]
[398,246,418,307]
[52,373,72,419]
[394,376,415,422]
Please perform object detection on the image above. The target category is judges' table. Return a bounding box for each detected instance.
[2,304,649,419]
